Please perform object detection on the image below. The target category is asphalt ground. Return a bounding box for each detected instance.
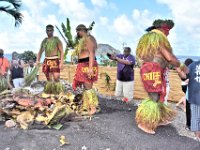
[0,98,200,150]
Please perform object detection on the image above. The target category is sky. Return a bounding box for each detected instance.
[0,0,200,56]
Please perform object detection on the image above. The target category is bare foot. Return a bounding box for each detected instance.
[89,106,96,115]
[158,121,171,126]
[138,124,155,134]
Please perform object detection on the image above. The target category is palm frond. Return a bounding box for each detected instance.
[61,18,74,48]
[0,0,22,9]
[88,21,95,31]
[55,25,68,44]
[66,18,74,46]
[0,6,23,26]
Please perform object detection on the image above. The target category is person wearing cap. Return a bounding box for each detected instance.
[72,24,99,115]
[135,19,186,134]
[36,24,64,81]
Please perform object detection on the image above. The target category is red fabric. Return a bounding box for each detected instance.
[140,62,166,102]
[42,58,60,80]
[72,61,98,90]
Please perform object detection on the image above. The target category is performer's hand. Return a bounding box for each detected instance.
[35,61,39,66]
[175,67,187,79]
[181,65,188,73]
[59,63,63,70]
[88,67,94,79]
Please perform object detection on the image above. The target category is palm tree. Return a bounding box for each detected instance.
[0,0,23,26]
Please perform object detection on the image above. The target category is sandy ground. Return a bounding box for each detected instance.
[0,97,200,150]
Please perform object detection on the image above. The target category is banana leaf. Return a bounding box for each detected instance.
[24,66,39,86]
[88,21,95,31]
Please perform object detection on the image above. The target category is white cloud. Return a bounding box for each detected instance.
[1,0,199,57]
[132,9,161,32]
[155,0,200,55]
[157,0,200,38]
[113,14,135,37]
[0,0,61,53]
[50,0,94,22]
[42,15,59,27]
[99,16,108,26]
[109,2,117,10]
[91,0,108,7]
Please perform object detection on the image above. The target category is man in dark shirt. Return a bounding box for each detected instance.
[188,61,200,139]
[10,52,24,88]
[108,47,135,102]
[177,60,200,139]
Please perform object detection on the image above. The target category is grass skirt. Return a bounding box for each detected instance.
[80,89,99,115]
[136,99,176,130]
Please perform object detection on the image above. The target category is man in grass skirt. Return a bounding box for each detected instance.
[35,25,64,94]
[135,19,186,134]
[72,24,99,115]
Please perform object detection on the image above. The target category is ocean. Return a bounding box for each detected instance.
[4,53,200,63]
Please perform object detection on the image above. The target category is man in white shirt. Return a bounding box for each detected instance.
[25,59,39,83]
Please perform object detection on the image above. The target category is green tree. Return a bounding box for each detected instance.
[0,0,23,26]
[18,51,37,63]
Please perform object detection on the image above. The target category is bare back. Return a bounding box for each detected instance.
[79,35,97,59]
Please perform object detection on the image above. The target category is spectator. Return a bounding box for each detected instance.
[176,58,193,129]
[10,52,25,88]
[24,59,39,84]
[177,59,200,139]
[108,47,135,102]
[0,49,12,89]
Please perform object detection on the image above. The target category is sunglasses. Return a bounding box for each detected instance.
[46,29,53,32]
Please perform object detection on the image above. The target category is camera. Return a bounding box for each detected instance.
[107,53,111,58]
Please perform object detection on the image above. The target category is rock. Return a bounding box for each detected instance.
[5,120,16,128]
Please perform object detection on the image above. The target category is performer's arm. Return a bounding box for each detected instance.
[176,67,187,79]
[36,39,45,65]
[87,36,96,69]
[58,39,64,69]
[160,46,180,67]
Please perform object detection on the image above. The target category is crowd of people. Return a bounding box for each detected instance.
[0,19,200,140]
[0,50,38,89]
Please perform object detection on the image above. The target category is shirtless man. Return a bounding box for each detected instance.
[135,19,186,134]
[72,24,98,115]
[36,24,64,81]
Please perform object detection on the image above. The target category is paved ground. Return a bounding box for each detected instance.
[0,98,200,150]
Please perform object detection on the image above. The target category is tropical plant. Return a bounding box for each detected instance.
[0,0,23,26]
[56,18,95,60]
[100,72,111,90]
